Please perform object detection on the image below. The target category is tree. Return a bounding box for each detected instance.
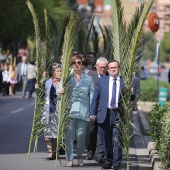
[0,0,72,50]
[143,31,157,61]
[161,30,170,62]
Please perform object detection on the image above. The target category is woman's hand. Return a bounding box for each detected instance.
[42,71,47,77]
[59,88,65,96]
[35,83,39,89]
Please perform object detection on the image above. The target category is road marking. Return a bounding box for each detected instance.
[11,108,24,114]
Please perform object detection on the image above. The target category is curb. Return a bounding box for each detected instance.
[147,142,162,170]
[137,107,162,170]
[138,106,151,135]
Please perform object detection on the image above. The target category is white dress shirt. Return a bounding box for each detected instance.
[108,75,120,108]
[21,63,27,75]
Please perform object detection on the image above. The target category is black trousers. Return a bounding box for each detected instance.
[1,81,10,95]
[86,119,104,158]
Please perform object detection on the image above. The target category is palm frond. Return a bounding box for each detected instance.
[111,0,127,62]
[84,15,95,55]
[55,13,79,166]
[26,1,50,158]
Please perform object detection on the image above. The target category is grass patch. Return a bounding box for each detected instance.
[140,76,170,102]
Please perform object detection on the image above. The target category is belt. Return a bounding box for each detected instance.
[107,108,119,112]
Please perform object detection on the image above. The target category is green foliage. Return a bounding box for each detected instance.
[140,76,170,101]
[161,31,170,62]
[161,31,170,54]
[56,13,79,165]
[26,1,54,158]
[149,103,170,170]
[0,0,72,48]
[143,31,157,61]
[109,0,154,169]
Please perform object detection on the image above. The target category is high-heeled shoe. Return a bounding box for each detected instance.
[77,157,84,166]
[64,161,74,167]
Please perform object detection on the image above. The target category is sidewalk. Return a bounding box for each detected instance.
[137,101,162,170]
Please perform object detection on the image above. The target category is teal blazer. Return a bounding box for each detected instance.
[68,73,94,121]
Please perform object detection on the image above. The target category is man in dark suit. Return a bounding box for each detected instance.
[86,57,108,163]
[90,60,125,170]
[131,72,141,111]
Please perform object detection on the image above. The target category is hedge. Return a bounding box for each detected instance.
[149,103,170,170]
[140,76,170,102]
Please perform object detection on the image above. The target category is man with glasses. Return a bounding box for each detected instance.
[86,57,108,163]
[90,60,125,170]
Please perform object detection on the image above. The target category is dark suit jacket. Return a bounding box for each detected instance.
[90,75,125,124]
[88,71,109,87]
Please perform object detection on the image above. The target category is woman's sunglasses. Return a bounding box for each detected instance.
[72,61,82,65]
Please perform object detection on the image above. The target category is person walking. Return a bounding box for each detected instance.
[64,55,94,167]
[90,60,125,170]
[86,57,108,163]
[39,63,64,160]
[1,63,10,96]
[27,61,36,98]
[15,56,28,97]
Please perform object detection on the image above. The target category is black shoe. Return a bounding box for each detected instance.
[101,164,112,169]
[86,153,94,160]
[59,148,65,155]
[95,157,105,163]
[113,166,119,170]
[46,157,54,160]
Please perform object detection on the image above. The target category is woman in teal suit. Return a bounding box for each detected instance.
[65,55,94,167]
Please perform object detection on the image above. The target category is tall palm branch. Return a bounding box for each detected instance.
[26,1,53,158]
[91,24,99,55]
[111,0,127,62]
[55,13,79,166]
[110,0,154,169]
[49,14,70,62]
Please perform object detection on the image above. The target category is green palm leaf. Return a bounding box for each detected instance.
[55,13,79,166]
[111,0,127,62]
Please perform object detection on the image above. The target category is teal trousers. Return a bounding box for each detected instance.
[65,118,87,160]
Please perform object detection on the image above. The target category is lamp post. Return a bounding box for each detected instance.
[148,12,160,104]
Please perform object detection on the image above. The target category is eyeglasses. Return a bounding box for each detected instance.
[72,61,82,65]
[98,67,107,70]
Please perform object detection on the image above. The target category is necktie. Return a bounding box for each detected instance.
[110,78,117,108]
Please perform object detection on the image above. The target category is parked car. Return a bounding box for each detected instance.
[149,62,162,76]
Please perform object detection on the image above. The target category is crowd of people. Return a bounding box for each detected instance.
[0,56,36,98]
[36,50,141,170]
[0,50,141,170]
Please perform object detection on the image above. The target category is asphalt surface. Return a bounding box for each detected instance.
[0,92,152,170]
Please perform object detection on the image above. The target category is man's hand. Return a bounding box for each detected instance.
[90,116,97,120]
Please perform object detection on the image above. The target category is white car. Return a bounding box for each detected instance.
[149,62,162,76]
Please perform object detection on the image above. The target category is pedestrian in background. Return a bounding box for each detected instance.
[131,71,141,111]
[168,69,170,83]
[1,63,10,96]
[9,65,17,96]
[27,61,36,98]
[15,56,28,98]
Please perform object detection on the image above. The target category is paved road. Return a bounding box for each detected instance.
[152,68,168,82]
[0,93,152,170]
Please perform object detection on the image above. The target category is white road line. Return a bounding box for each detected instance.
[11,108,24,114]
